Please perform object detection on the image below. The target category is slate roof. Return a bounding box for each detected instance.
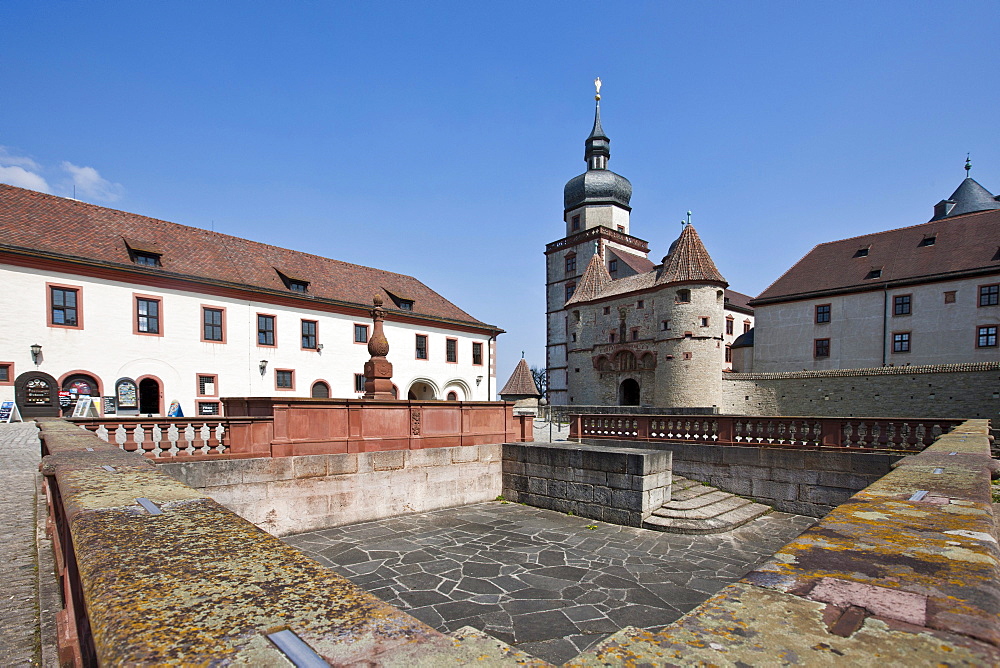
[931,177,1000,220]
[724,289,754,314]
[0,184,497,330]
[754,208,1000,304]
[499,358,541,397]
[655,224,727,286]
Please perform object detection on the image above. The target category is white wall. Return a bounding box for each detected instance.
[0,263,495,414]
[752,275,1000,371]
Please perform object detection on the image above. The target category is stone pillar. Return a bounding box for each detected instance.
[363,295,395,399]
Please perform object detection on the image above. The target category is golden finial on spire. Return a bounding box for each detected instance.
[594,77,602,101]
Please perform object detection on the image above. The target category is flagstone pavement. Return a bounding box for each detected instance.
[284,501,815,665]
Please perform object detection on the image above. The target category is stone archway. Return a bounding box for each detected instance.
[138,377,162,415]
[14,371,60,418]
[407,381,437,400]
[618,378,640,406]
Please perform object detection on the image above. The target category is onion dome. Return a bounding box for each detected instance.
[563,96,632,213]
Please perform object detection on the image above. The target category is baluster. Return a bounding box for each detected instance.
[915,423,926,448]
[213,423,226,454]
[95,424,109,442]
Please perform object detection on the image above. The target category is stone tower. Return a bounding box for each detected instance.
[545,82,649,406]
[653,224,728,407]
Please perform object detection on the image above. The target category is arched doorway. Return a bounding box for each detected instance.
[61,373,100,417]
[311,381,330,398]
[138,377,161,415]
[618,378,640,406]
[446,391,458,401]
[407,381,436,400]
[14,371,59,418]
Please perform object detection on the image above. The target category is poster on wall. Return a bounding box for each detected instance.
[103,396,117,414]
[117,381,138,409]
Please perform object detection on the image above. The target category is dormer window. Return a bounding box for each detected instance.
[385,288,415,312]
[133,251,160,266]
[866,268,883,279]
[609,259,618,274]
[399,300,413,311]
[854,246,870,258]
[123,237,163,267]
[276,269,309,293]
[919,235,936,247]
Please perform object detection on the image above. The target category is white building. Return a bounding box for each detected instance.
[0,184,501,418]
[748,175,1000,372]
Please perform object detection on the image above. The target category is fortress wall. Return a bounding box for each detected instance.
[721,363,1000,426]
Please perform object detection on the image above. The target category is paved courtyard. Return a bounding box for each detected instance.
[284,501,815,664]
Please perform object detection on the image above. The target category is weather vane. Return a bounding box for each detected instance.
[966,153,972,176]
[594,77,602,101]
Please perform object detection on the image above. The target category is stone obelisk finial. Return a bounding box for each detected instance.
[363,294,395,399]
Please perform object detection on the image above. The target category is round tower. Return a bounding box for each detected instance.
[654,223,728,408]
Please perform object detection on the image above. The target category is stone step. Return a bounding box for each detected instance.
[660,489,734,511]
[652,495,754,520]
[643,477,772,535]
[643,501,771,535]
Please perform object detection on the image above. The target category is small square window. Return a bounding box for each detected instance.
[682,352,692,360]
[977,325,998,348]
[446,338,457,363]
[631,329,639,341]
[661,320,670,331]
[814,338,830,358]
[571,215,580,231]
[609,332,616,343]
[676,289,691,303]
[603,306,611,315]
[944,291,957,304]
[197,374,217,396]
[609,260,618,273]
[700,317,709,327]
[893,332,910,353]
[0,363,11,384]
[980,284,999,307]
[288,280,308,293]
[301,320,317,349]
[636,300,644,309]
[275,369,294,389]
[815,304,830,324]
[893,295,911,316]
[472,342,483,365]
[398,299,414,311]
[617,225,625,232]
[415,334,428,360]
[354,324,369,343]
[354,373,366,393]
[197,401,220,416]
[866,268,883,279]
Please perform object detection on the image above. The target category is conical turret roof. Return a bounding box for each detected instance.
[930,177,1000,220]
[566,253,612,305]
[499,358,541,397]
[656,224,727,285]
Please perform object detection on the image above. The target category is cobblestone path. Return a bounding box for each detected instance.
[0,423,43,667]
[285,501,815,664]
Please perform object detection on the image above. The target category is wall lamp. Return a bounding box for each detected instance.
[259,360,268,375]
[317,343,324,352]
[30,343,42,363]
[476,375,483,386]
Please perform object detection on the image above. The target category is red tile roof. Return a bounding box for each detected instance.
[610,249,655,274]
[566,253,612,305]
[754,209,1000,304]
[0,184,498,330]
[499,358,541,397]
[724,289,754,313]
[655,224,726,286]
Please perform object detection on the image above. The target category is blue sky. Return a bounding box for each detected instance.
[2,2,998,391]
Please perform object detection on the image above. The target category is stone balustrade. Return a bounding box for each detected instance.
[572,414,964,451]
[71,399,533,460]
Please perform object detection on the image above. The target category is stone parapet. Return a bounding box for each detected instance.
[35,419,546,666]
[727,360,1000,380]
[501,442,671,526]
[570,419,1000,665]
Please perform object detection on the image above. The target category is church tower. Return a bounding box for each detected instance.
[545,80,651,406]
